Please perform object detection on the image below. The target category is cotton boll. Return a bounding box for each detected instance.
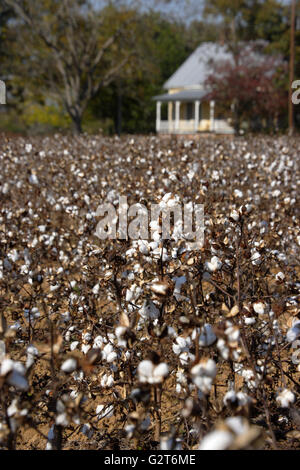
[276,389,295,408]
[172,336,191,355]
[226,416,248,435]
[139,300,160,320]
[160,436,182,450]
[92,283,100,295]
[106,351,118,363]
[0,340,5,362]
[26,345,39,369]
[100,373,114,388]
[70,341,79,351]
[138,360,154,383]
[178,351,191,365]
[81,344,91,355]
[251,250,262,266]
[152,363,169,383]
[50,284,60,292]
[138,240,150,255]
[7,370,29,391]
[205,256,222,273]
[29,173,39,185]
[82,331,92,343]
[217,338,229,360]
[137,360,169,384]
[167,326,177,338]
[236,391,252,407]
[230,210,240,222]
[191,358,217,394]
[223,390,238,406]
[0,358,14,376]
[150,281,169,296]
[56,411,69,427]
[115,326,127,341]
[8,249,19,263]
[198,430,233,450]
[176,369,187,390]
[286,320,300,343]
[101,343,117,363]
[275,272,285,282]
[253,301,266,315]
[93,335,104,349]
[241,369,258,389]
[198,324,217,347]
[225,325,240,344]
[173,275,187,300]
[61,358,77,373]
[234,189,243,198]
[96,404,113,419]
[81,423,94,439]
[46,425,55,450]
[137,360,153,382]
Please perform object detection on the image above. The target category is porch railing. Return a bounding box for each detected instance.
[157,119,234,134]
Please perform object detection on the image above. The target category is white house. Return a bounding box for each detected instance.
[153,43,235,135]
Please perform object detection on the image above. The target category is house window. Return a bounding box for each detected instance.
[161,103,168,120]
[186,102,194,120]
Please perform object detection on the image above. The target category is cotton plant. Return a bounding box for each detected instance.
[215,321,243,362]
[0,358,29,391]
[0,134,299,449]
[137,359,169,385]
[205,256,222,273]
[286,320,300,343]
[96,404,114,420]
[190,358,217,395]
[124,412,151,442]
[55,394,82,428]
[192,323,217,347]
[223,389,252,411]
[172,336,195,366]
[198,416,261,450]
[276,389,295,408]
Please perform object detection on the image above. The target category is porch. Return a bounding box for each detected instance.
[153,89,234,135]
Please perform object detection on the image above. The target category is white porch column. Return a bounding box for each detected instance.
[0,80,6,104]
[175,101,180,131]
[156,101,161,132]
[168,102,173,132]
[210,100,215,132]
[194,100,200,132]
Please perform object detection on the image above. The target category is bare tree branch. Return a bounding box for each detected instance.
[5,0,135,132]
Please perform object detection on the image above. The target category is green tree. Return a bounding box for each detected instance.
[5,0,136,133]
[88,9,194,134]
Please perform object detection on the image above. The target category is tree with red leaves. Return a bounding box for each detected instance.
[205,42,288,134]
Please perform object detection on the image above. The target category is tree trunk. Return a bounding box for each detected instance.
[115,82,122,136]
[72,113,83,134]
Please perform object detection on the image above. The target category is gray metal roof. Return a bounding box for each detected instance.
[153,89,208,102]
[163,42,232,90]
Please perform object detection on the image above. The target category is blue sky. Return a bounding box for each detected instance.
[91,0,205,22]
[91,0,293,25]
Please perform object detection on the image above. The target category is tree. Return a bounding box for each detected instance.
[205,42,287,133]
[5,0,135,133]
[203,0,291,61]
[88,9,194,134]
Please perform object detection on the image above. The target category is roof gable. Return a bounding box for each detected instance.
[163,42,232,90]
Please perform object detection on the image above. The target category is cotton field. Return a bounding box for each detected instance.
[0,133,299,450]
